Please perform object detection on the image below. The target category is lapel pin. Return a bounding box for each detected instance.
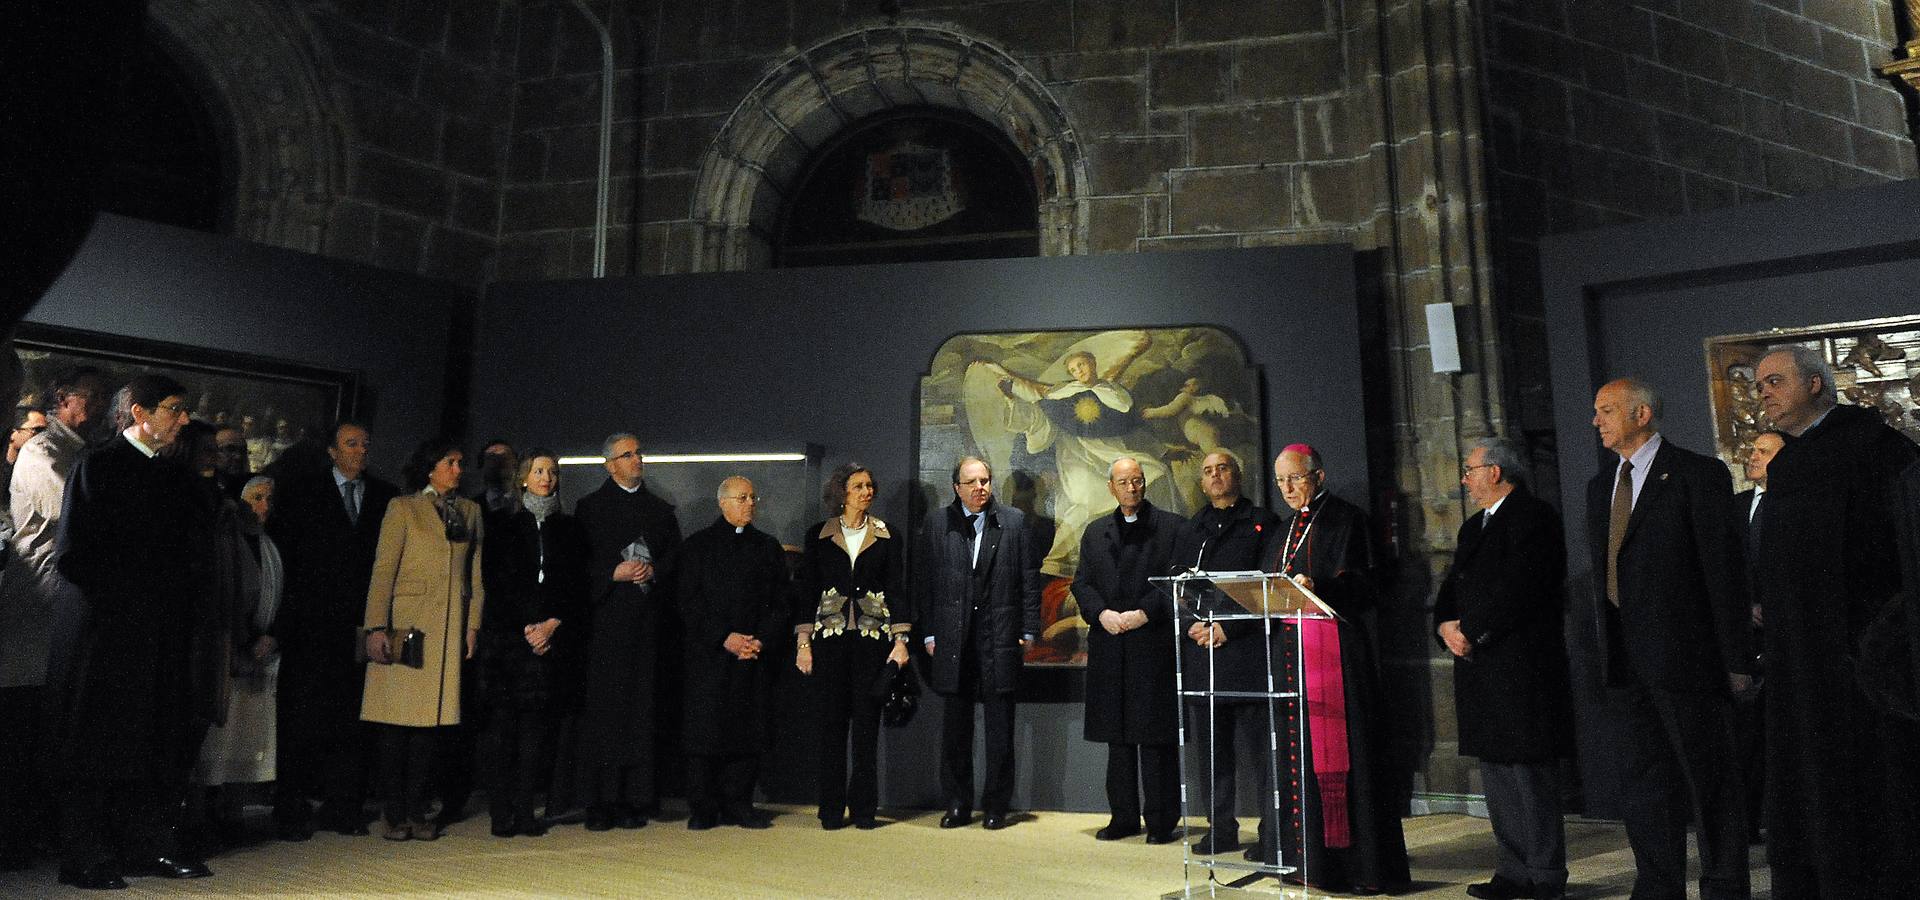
[1660,472,1669,481]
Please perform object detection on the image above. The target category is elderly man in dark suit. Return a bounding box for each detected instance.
[52,374,212,890]
[1435,438,1571,900]
[918,456,1042,831]
[267,419,399,839]
[1587,377,1751,900]
[1752,346,1920,898]
[1181,450,1283,857]
[1729,428,1787,845]
[1075,456,1187,844]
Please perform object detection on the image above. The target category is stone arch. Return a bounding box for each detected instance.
[690,25,1088,272]
[148,0,344,254]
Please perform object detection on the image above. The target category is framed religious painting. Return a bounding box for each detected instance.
[10,323,358,470]
[1704,315,1920,488]
[916,326,1265,673]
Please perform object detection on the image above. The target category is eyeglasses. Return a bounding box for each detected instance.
[1110,477,1146,488]
[1461,463,1494,476]
[723,494,759,503]
[12,425,45,435]
[155,402,190,416]
[1275,473,1319,486]
[956,478,990,487]
[608,450,640,462]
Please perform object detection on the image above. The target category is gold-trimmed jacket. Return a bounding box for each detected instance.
[794,516,910,642]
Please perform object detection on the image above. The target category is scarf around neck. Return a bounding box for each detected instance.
[522,490,559,524]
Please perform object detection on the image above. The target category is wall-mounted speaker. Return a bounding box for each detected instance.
[1425,302,1462,374]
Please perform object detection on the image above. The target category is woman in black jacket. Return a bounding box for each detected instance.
[793,463,911,830]
[478,448,589,837]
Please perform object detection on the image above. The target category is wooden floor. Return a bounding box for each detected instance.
[0,807,1771,898]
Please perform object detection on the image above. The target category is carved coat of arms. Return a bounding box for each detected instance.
[859,142,963,232]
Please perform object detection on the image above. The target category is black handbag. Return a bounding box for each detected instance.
[875,659,919,728]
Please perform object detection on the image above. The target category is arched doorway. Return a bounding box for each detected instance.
[775,106,1039,267]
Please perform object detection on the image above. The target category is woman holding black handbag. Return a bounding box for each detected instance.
[361,438,485,841]
[793,463,910,830]
[477,448,588,837]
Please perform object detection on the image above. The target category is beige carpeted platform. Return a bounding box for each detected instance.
[0,807,1771,898]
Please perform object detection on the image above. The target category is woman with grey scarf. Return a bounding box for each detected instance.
[477,448,590,837]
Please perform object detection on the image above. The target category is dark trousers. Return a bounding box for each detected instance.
[813,638,886,822]
[484,707,553,827]
[1481,759,1567,891]
[1612,682,1749,900]
[686,752,758,819]
[435,713,479,823]
[376,724,440,825]
[1105,742,1179,833]
[274,700,369,825]
[1770,861,1872,900]
[0,686,47,861]
[1188,700,1276,846]
[938,687,1016,814]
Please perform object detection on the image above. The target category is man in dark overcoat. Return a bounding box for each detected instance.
[1075,457,1188,844]
[1435,439,1571,900]
[1729,428,1787,844]
[572,432,681,830]
[1752,347,1920,898]
[1180,450,1283,857]
[917,456,1043,831]
[266,419,397,839]
[51,374,213,889]
[1259,445,1410,893]
[676,475,787,829]
[1586,378,1751,900]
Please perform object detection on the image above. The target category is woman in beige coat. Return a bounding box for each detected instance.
[361,437,484,840]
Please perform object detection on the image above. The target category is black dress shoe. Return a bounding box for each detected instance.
[851,816,880,830]
[1094,822,1141,841]
[820,816,847,830]
[616,811,648,829]
[938,808,972,828]
[519,818,550,837]
[58,864,129,890]
[981,811,1011,830]
[1191,832,1238,854]
[1242,845,1277,865]
[1145,827,1184,845]
[584,808,616,832]
[1465,875,1533,900]
[687,813,720,831]
[490,821,517,838]
[124,855,212,879]
[726,809,773,829]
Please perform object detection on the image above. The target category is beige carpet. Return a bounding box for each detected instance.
[0,808,1770,898]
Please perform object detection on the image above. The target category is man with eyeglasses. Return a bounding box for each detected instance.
[573,433,681,830]
[675,476,787,830]
[213,425,251,499]
[1435,438,1571,900]
[0,366,106,872]
[1075,457,1188,845]
[1751,346,1920,897]
[917,456,1042,831]
[1253,444,1409,893]
[50,374,216,889]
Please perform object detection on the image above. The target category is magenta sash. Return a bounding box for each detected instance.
[1300,615,1351,848]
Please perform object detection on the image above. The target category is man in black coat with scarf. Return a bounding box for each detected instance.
[1075,456,1187,844]
[1752,347,1920,898]
[676,475,787,830]
[1260,445,1410,893]
[918,456,1042,831]
[51,374,213,890]
[1435,439,1571,900]
[572,433,681,830]
[267,419,397,839]
[1181,450,1283,857]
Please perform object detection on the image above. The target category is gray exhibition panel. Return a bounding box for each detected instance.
[1541,178,1920,819]
[29,214,466,476]
[473,247,1370,812]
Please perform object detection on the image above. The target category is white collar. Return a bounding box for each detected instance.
[121,426,158,458]
[1484,493,1509,519]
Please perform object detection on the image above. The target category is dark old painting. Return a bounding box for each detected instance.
[918,327,1264,668]
[11,324,356,469]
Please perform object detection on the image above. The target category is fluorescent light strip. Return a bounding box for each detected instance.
[558,452,809,466]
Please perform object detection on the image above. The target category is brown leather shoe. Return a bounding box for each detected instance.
[408,819,441,841]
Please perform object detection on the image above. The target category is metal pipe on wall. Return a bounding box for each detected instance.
[565,0,614,278]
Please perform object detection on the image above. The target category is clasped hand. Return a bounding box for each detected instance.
[724,632,762,660]
[1098,609,1149,635]
[613,560,654,584]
